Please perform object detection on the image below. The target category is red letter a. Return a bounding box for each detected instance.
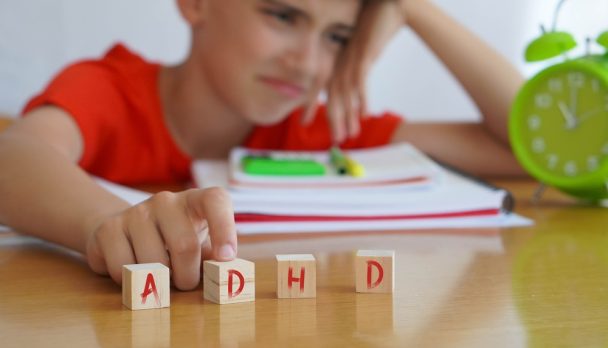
[228,269,245,298]
[366,260,384,289]
[140,273,160,305]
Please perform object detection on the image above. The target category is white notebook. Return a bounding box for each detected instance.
[192,143,533,233]
[228,143,440,189]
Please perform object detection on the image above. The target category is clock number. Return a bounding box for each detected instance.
[528,115,541,130]
[532,137,546,153]
[564,161,578,176]
[587,156,599,171]
[535,94,552,109]
[568,72,585,88]
[548,78,563,92]
[546,154,559,170]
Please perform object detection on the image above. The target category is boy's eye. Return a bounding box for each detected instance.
[328,33,350,47]
[263,8,297,25]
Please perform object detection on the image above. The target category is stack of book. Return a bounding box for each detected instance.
[192,143,530,234]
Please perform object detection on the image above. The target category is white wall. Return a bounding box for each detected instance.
[0,0,606,121]
[0,0,188,115]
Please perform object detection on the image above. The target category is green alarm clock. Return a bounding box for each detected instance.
[509,3,608,202]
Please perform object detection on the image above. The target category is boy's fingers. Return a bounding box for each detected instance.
[186,187,237,262]
[86,235,108,276]
[327,86,346,144]
[343,84,360,139]
[127,206,170,268]
[300,90,320,125]
[348,92,361,139]
[359,82,368,119]
[201,238,213,262]
[150,191,202,291]
[96,219,136,284]
[341,79,355,139]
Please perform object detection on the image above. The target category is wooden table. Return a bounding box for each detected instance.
[1,180,607,347]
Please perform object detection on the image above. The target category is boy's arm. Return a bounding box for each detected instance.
[328,0,526,176]
[0,107,237,289]
[389,0,526,176]
[391,122,526,177]
[403,0,524,147]
[0,106,124,251]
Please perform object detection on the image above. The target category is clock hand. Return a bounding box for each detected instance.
[558,101,578,129]
[569,83,579,118]
[578,108,603,125]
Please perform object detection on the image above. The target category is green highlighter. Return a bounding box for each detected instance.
[242,156,326,176]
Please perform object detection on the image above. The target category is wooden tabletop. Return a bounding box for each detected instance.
[1,179,607,347]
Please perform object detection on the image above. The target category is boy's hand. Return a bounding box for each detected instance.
[85,187,237,291]
[326,0,407,143]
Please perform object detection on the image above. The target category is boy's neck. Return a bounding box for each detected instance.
[159,63,253,160]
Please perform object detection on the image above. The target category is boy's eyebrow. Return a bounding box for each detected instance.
[260,0,309,19]
[260,0,356,31]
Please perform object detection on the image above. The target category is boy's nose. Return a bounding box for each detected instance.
[282,34,321,79]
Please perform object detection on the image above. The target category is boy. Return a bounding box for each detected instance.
[0,0,524,290]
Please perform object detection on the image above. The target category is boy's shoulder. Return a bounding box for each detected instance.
[23,42,160,116]
[98,43,158,75]
[48,43,158,87]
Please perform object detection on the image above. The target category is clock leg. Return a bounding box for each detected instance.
[601,181,608,208]
[531,183,547,203]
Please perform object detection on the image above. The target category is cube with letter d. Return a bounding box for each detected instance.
[355,250,395,293]
[203,258,255,304]
[276,254,316,298]
[122,263,170,310]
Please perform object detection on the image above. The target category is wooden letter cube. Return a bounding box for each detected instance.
[122,263,170,310]
[203,258,255,304]
[276,254,316,298]
[356,250,395,293]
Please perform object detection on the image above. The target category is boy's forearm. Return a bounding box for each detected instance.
[404,0,524,146]
[0,134,130,253]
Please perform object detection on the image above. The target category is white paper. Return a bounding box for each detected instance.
[235,213,533,234]
[229,143,441,188]
[194,151,512,218]
[191,143,535,233]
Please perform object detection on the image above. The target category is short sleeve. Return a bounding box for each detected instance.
[22,61,125,169]
[342,111,403,149]
[244,105,404,150]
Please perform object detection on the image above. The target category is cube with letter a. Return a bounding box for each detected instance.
[122,263,170,310]
[203,258,255,304]
[355,250,395,293]
[276,254,316,298]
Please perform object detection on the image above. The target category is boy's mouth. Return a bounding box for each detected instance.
[259,77,305,99]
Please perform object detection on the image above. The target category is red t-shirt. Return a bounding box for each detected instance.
[23,44,403,185]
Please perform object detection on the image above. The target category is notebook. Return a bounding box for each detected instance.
[228,143,439,189]
[192,143,532,234]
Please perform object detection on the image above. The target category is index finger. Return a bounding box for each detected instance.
[186,187,238,262]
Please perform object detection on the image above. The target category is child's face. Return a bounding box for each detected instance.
[192,0,361,125]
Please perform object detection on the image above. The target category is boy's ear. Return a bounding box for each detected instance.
[176,0,207,25]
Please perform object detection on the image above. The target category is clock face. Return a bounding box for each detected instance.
[511,59,608,187]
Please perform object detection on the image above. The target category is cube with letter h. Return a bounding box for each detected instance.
[203,258,255,304]
[276,254,316,298]
[122,263,170,310]
[356,250,395,293]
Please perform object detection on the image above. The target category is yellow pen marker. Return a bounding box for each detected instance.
[345,156,365,177]
[330,146,365,177]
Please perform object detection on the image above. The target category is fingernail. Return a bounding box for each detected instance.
[218,244,236,260]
